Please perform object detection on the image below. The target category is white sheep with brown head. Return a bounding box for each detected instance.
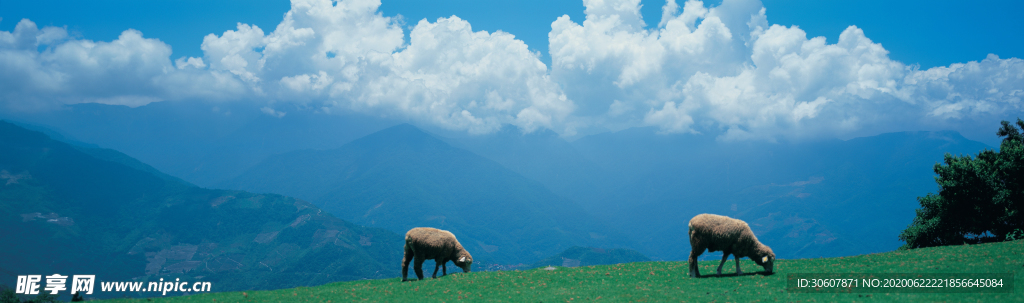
[688,214,775,277]
[402,227,473,281]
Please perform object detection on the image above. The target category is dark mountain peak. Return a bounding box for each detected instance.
[380,122,426,135]
[347,123,451,151]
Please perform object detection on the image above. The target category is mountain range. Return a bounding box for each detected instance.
[0,121,403,299]
[2,101,1000,263]
[2,102,398,187]
[219,124,630,265]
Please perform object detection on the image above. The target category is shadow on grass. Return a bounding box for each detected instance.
[693,271,774,279]
[401,273,465,282]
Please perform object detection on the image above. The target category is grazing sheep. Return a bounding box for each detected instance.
[687,214,775,277]
[402,227,473,281]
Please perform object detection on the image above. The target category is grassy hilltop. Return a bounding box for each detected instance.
[104,240,1022,302]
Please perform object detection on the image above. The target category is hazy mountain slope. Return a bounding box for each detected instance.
[221,124,627,265]
[0,120,403,298]
[71,145,195,186]
[1,102,399,187]
[4,121,192,185]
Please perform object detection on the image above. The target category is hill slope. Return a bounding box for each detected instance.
[100,240,1023,302]
[529,246,651,269]
[221,124,628,265]
[0,121,403,299]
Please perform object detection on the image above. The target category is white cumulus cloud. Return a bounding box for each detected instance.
[550,0,1024,140]
[1,0,1021,139]
[360,16,574,134]
[0,19,246,110]
[196,0,574,134]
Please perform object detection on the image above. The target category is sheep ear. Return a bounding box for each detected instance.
[459,257,466,262]
[762,256,769,263]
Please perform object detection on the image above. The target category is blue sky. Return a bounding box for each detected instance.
[4,0,1020,68]
[2,0,1022,142]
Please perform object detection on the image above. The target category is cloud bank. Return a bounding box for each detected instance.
[0,19,245,110]
[551,0,1023,140]
[2,0,1021,140]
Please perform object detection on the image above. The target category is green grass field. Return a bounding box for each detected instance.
[106,240,1022,302]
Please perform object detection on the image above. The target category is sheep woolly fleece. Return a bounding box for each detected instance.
[402,227,473,281]
[688,213,775,277]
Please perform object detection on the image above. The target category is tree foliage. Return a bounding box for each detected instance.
[899,119,1024,249]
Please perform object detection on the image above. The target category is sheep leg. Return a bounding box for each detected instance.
[688,233,704,278]
[688,248,703,277]
[734,255,743,275]
[441,261,448,276]
[692,248,700,276]
[401,245,414,281]
[413,257,426,280]
[717,253,730,276]
[432,261,441,278]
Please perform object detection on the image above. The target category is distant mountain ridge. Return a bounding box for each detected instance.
[1,102,400,187]
[0,120,404,299]
[221,123,630,265]
[3,100,1004,264]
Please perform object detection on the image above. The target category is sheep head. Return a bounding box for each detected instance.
[753,245,775,274]
[454,253,473,273]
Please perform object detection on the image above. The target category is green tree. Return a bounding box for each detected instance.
[0,286,61,303]
[899,118,1024,249]
[0,286,17,303]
